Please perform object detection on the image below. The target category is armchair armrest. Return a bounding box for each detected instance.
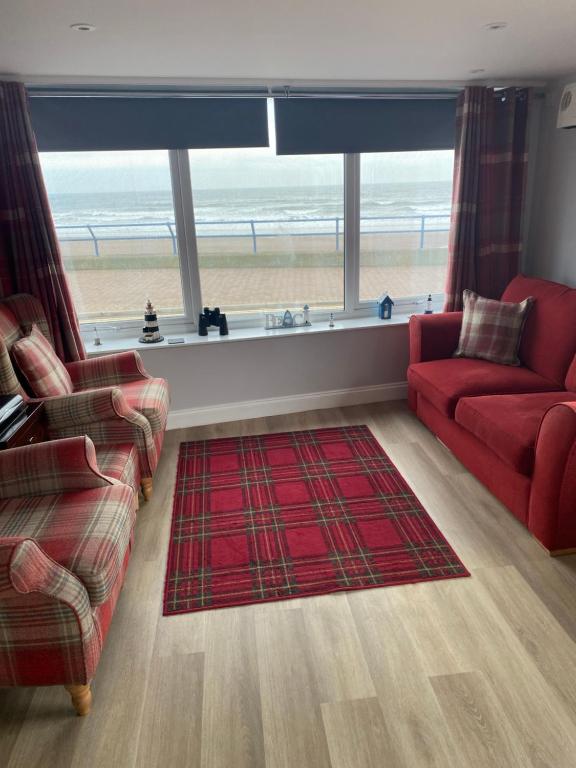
[0,436,115,500]
[0,538,98,686]
[66,350,150,391]
[43,387,157,477]
[530,402,576,551]
[42,386,141,429]
[1,539,91,629]
[409,312,463,364]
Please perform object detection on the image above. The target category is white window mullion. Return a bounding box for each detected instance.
[344,153,360,313]
[169,148,202,327]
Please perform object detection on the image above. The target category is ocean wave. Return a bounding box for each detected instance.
[50,182,452,228]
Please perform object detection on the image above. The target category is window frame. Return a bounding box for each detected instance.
[46,147,450,335]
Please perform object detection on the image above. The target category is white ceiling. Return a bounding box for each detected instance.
[1,0,575,84]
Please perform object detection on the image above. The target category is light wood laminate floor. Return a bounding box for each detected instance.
[3,401,576,767]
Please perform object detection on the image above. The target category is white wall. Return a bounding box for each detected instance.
[527,73,576,286]
[135,323,409,426]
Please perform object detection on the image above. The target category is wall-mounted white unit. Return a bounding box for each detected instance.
[557,83,576,129]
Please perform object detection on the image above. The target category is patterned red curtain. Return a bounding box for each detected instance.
[444,86,529,311]
[0,81,85,361]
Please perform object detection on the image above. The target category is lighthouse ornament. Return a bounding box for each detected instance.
[139,299,164,344]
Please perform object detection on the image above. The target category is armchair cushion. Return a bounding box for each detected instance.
[0,484,136,606]
[11,324,73,397]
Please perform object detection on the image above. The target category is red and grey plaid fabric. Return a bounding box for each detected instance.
[0,436,117,500]
[43,387,157,477]
[11,324,74,397]
[0,300,47,398]
[0,303,22,350]
[0,484,136,606]
[0,295,168,479]
[94,443,141,494]
[117,378,170,435]
[0,538,100,686]
[66,350,150,390]
[164,426,468,614]
[1,293,53,346]
[454,289,533,366]
[0,338,25,398]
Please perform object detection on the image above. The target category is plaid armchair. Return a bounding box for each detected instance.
[0,294,169,499]
[0,436,138,715]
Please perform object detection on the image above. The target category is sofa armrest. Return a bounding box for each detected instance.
[529,401,576,551]
[0,538,98,686]
[409,312,463,364]
[0,436,116,500]
[66,350,150,390]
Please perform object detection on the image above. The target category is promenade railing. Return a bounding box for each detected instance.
[55,213,451,257]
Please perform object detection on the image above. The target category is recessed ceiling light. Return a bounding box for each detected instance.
[484,21,508,31]
[70,23,97,32]
[470,68,486,74]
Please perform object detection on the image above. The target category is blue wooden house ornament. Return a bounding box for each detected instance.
[377,293,394,320]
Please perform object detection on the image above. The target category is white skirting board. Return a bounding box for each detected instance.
[166,381,408,429]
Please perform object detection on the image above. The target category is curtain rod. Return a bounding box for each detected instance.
[27,85,462,100]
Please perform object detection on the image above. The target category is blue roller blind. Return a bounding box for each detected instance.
[274,97,456,155]
[29,97,269,151]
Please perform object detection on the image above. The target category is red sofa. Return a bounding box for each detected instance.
[408,275,576,554]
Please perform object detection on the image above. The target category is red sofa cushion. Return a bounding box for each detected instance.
[502,275,576,385]
[408,358,559,417]
[455,391,576,475]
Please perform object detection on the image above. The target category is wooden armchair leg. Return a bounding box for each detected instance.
[65,683,92,716]
[141,477,153,500]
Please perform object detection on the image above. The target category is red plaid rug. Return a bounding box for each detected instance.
[163,425,469,614]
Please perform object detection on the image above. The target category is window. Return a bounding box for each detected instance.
[40,150,184,323]
[359,151,454,302]
[39,99,455,332]
[188,142,344,316]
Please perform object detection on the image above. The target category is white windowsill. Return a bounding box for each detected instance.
[85,313,412,357]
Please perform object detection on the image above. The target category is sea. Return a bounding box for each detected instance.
[48,180,452,238]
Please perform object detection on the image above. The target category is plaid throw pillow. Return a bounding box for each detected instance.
[454,290,533,366]
[11,324,74,397]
